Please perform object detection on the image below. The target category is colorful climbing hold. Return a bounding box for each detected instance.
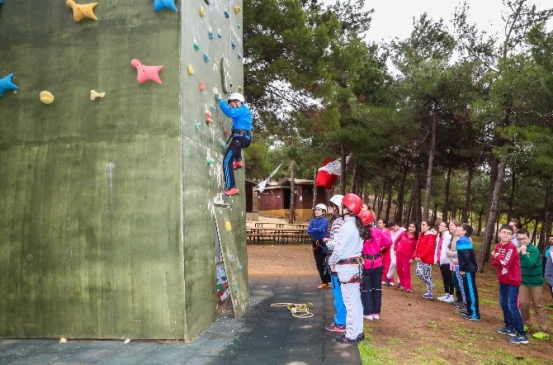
[187,64,194,75]
[199,81,205,92]
[207,158,214,165]
[131,59,164,84]
[0,73,18,98]
[234,5,242,14]
[237,86,244,92]
[204,54,210,63]
[39,91,55,104]
[193,39,200,51]
[153,0,177,13]
[66,0,98,22]
[231,40,236,49]
[217,29,222,38]
[205,111,213,124]
[199,6,205,17]
[224,10,230,18]
[195,122,201,130]
[219,139,227,150]
[208,29,214,40]
[237,24,241,29]
[223,128,229,136]
[204,0,213,5]
[90,90,105,100]
[237,53,243,60]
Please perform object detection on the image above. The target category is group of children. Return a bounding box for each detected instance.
[307,200,552,345]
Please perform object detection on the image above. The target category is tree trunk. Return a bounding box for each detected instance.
[507,170,516,221]
[289,160,295,223]
[394,164,408,225]
[423,103,437,220]
[377,184,385,219]
[462,164,474,222]
[443,167,452,223]
[477,207,484,236]
[477,160,506,272]
[406,179,416,225]
[351,162,358,194]
[540,184,552,253]
[414,161,422,224]
[385,180,393,222]
[312,167,317,218]
[339,145,346,196]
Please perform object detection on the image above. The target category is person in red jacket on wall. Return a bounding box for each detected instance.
[492,225,528,345]
[414,220,438,299]
[394,223,419,293]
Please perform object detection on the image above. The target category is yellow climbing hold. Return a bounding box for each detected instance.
[199,6,205,17]
[39,91,54,104]
[187,64,194,75]
[66,0,98,22]
[234,5,241,14]
[225,221,232,231]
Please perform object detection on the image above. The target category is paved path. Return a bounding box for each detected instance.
[0,277,361,365]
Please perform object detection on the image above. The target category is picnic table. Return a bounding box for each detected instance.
[246,222,310,244]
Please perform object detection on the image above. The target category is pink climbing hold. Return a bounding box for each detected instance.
[205,111,213,124]
[131,59,164,84]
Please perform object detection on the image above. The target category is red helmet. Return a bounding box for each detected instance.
[359,210,374,226]
[342,193,363,215]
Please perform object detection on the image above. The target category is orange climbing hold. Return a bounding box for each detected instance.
[205,111,213,124]
[199,81,205,91]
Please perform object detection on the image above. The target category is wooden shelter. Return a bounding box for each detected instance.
[257,178,327,221]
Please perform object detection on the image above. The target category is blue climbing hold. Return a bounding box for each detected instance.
[231,40,236,49]
[0,73,18,98]
[208,30,214,40]
[237,53,242,60]
[224,10,230,18]
[153,0,177,13]
[204,54,210,63]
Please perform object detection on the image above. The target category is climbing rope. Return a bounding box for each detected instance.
[270,302,314,318]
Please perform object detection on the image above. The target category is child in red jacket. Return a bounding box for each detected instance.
[415,220,437,299]
[395,223,418,292]
[492,225,528,344]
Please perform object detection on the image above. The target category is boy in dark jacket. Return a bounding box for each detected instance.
[307,204,330,288]
[492,225,528,344]
[456,223,480,321]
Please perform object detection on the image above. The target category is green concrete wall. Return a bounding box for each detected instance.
[0,0,247,340]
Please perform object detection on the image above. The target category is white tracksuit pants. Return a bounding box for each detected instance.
[337,266,363,339]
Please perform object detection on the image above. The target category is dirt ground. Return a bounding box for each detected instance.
[247,241,553,364]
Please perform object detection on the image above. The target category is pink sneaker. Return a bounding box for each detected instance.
[233,161,243,170]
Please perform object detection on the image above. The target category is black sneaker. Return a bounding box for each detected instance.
[384,279,391,286]
[497,327,517,337]
[462,313,480,321]
[335,334,360,344]
[508,334,529,344]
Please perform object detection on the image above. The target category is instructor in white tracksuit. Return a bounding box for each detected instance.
[329,193,365,344]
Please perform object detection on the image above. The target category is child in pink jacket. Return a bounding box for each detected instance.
[395,223,418,292]
[361,213,392,320]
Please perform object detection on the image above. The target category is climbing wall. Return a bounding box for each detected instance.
[0,0,247,340]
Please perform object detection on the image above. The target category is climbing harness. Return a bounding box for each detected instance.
[271,302,314,318]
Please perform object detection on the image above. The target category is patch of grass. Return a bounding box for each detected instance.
[386,336,406,346]
[358,327,394,365]
[428,320,438,331]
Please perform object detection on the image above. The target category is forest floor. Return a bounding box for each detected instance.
[247,223,553,365]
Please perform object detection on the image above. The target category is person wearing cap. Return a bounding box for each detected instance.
[323,195,347,333]
[215,92,253,196]
[328,193,366,344]
[307,203,330,289]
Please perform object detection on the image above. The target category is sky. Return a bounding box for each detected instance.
[323,0,552,44]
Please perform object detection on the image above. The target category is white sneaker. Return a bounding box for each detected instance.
[373,314,380,320]
[363,314,374,321]
[389,282,395,286]
[437,294,448,302]
[443,294,455,303]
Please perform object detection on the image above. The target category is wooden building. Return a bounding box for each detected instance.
[257,178,327,221]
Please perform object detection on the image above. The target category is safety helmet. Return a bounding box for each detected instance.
[329,194,344,207]
[228,92,245,103]
[315,203,327,212]
[359,210,374,226]
[342,193,363,215]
